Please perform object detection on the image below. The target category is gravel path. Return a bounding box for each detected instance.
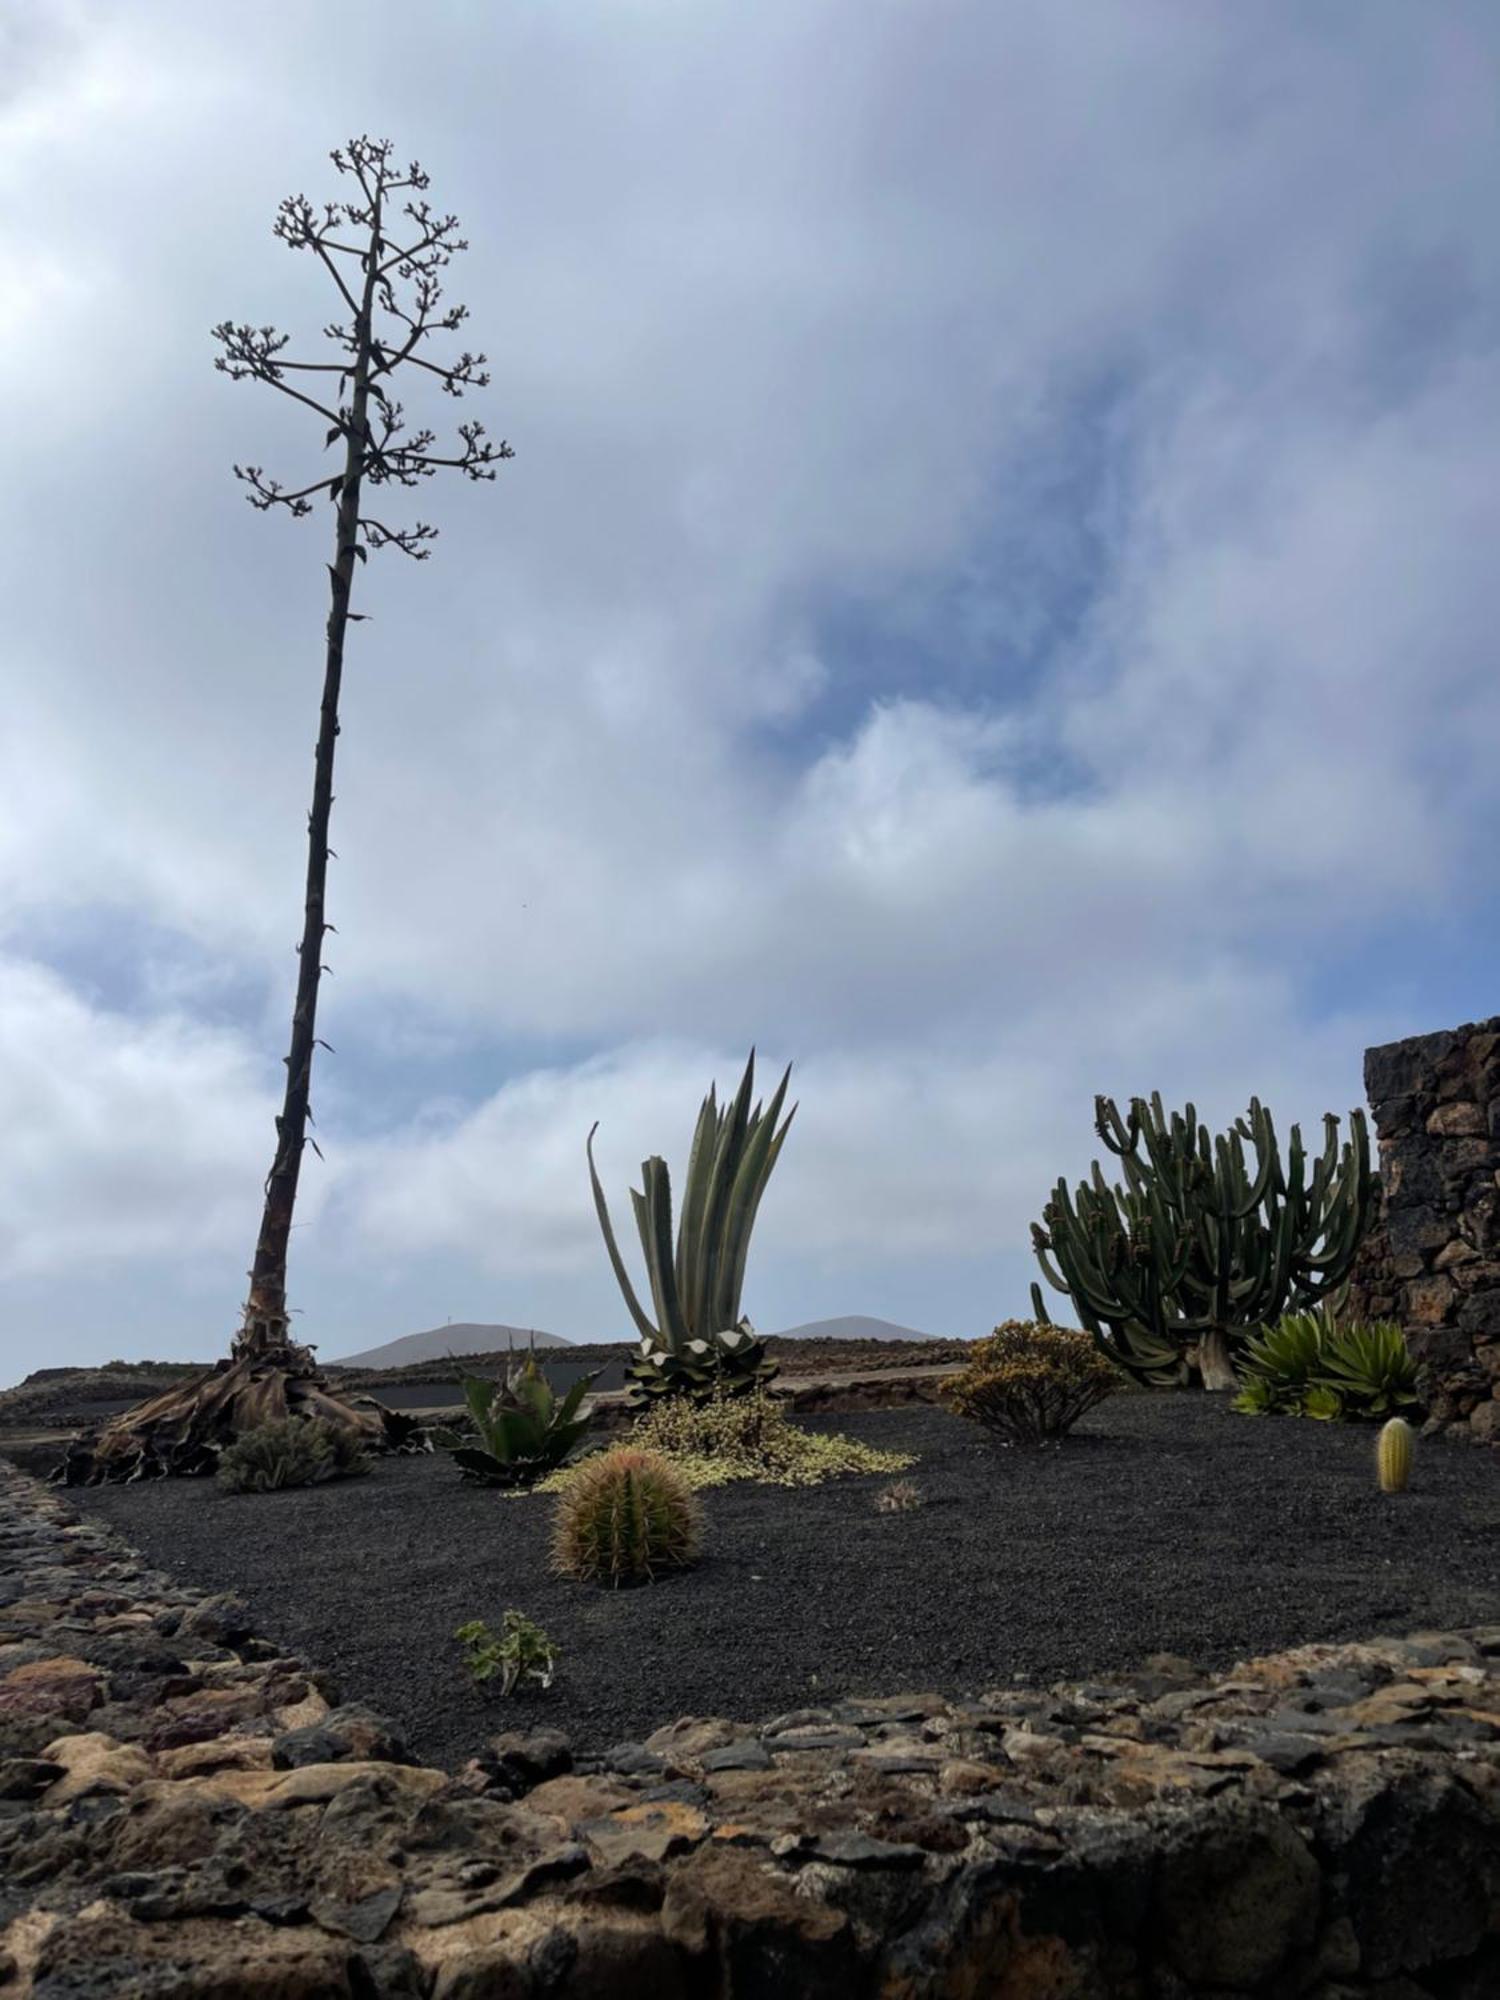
[60,1396,1500,1769]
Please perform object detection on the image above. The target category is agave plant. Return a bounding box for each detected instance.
[588,1050,794,1402]
[1233,1310,1419,1422]
[1317,1321,1419,1417]
[1233,1310,1329,1415]
[433,1353,598,1488]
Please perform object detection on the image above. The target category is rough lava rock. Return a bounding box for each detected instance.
[3,1459,1500,1995]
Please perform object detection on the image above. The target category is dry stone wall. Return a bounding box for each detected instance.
[1346,1017,1500,1441]
[5,1459,1500,1996]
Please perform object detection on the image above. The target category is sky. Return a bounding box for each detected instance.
[2,1,1498,1374]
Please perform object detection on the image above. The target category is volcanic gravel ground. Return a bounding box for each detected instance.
[61,1396,1500,1769]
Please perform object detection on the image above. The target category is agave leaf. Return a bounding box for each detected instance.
[512,1363,553,1423]
[586,1122,660,1342]
[460,1374,497,1434]
[720,1088,800,1336]
[640,1156,692,1350]
[550,1417,594,1457]
[692,1051,758,1333]
[713,1066,794,1330]
[554,1371,600,1427]
[675,1089,719,1322]
[450,1446,513,1484]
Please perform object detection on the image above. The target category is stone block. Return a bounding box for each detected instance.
[1411,1325,1489,1373]
[1440,1139,1494,1178]
[1386,1205,1452,1259]
[1434,1238,1480,1270]
[1155,1803,1320,1989]
[1386,1151,1444,1206]
[1406,1276,1458,1325]
[1427,1102,1488,1137]
[1457,1292,1500,1340]
[1372,1095,1416,1139]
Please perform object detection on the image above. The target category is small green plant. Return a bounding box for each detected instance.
[944,1321,1119,1445]
[619,1385,914,1490]
[552,1447,702,1586]
[453,1612,560,1694]
[874,1479,924,1513]
[1301,1384,1345,1421]
[216,1416,371,1493]
[433,1353,598,1488]
[1377,1416,1415,1493]
[1234,1312,1418,1422]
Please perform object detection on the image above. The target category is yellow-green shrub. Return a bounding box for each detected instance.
[944,1320,1119,1445]
[621,1385,914,1490]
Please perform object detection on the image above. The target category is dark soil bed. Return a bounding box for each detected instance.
[59,1395,1500,1770]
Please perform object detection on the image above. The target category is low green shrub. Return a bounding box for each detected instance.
[552,1447,702,1587]
[216,1416,371,1493]
[454,1613,559,1693]
[943,1320,1119,1444]
[432,1356,597,1488]
[1234,1312,1419,1421]
[613,1385,914,1490]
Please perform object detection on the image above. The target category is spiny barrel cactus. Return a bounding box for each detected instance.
[588,1050,793,1402]
[551,1447,702,1586]
[1031,1093,1377,1391]
[1377,1417,1415,1494]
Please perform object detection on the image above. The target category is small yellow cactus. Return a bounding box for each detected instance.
[1377,1416,1414,1494]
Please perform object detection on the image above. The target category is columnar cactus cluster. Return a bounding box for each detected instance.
[1031,1094,1378,1390]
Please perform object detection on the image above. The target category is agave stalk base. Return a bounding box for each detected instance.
[53,1327,421,1485]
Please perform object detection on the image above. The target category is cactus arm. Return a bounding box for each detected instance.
[586,1123,661,1343]
[1095,1094,1136,1155]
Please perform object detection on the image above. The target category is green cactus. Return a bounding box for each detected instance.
[588,1051,793,1402]
[1377,1416,1414,1493]
[1031,1093,1377,1391]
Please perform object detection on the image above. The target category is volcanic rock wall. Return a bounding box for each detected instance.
[1346,1016,1500,1440]
[5,1458,1500,1998]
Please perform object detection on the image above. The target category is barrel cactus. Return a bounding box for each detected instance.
[551,1447,702,1586]
[588,1050,792,1402]
[1031,1093,1378,1391]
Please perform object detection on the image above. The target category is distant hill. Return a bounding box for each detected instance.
[329,1322,573,1369]
[768,1315,942,1343]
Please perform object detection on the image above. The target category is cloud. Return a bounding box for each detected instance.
[0,956,276,1280]
[1,0,1496,1364]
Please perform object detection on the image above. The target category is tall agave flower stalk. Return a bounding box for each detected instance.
[588,1051,795,1401]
